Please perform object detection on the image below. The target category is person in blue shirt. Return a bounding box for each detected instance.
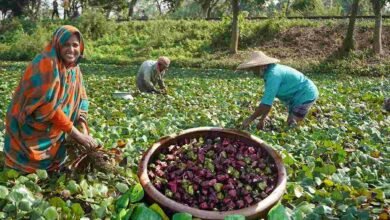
[239,51,319,130]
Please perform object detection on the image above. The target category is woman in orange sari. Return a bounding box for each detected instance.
[4,25,98,173]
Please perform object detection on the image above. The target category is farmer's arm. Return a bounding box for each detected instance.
[51,110,97,148]
[242,104,271,128]
[242,74,281,129]
[157,71,166,90]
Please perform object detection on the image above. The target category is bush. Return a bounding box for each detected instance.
[70,9,116,40]
[0,18,389,76]
[0,26,51,60]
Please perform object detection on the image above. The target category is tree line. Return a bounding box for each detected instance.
[0,0,388,56]
[1,0,389,20]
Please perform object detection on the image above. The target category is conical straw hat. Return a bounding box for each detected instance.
[237,51,279,70]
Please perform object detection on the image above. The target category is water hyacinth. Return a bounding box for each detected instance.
[148,137,278,211]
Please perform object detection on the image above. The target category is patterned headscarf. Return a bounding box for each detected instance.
[4,25,88,173]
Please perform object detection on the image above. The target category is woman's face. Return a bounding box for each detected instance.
[249,65,267,77]
[157,62,168,73]
[60,34,80,65]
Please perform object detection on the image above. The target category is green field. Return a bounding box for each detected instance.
[0,61,389,219]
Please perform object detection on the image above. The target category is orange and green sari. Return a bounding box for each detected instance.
[4,25,89,173]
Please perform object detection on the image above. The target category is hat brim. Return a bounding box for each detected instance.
[236,59,280,70]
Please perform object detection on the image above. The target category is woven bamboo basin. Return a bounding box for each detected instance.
[138,127,287,220]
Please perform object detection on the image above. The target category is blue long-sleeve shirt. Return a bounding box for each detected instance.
[261,64,318,111]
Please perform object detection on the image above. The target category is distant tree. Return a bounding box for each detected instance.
[25,0,42,20]
[340,0,359,54]
[291,0,325,15]
[238,0,267,17]
[155,0,163,15]
[325,0,334,7]
[336,0,372,15]
[89,0,128,19]
[195,0,220,19]
[76,0,88,12]
[285,0,291,16]
[0,0,28,17]
[128,0,138,18]
[230,0,239,54]
[162,0,184,12]
[267,0,278,16]
[370,0,389,55]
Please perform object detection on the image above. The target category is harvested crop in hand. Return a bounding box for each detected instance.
[148,137,278,211]
[63,141,123,173]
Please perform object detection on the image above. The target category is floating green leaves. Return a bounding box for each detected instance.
[43,206,59,220]
[131,204,162,220]
[0,62,388,219]
[172,212,192,220]
[130,183,144,203]
[268,203,290,220]
[0,185,9,199]
[224,214,246,220]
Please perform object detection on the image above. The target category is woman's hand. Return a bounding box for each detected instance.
[69,127,98,149]
[78,120,89,135]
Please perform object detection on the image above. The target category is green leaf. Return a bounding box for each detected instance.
[56,174,66,188]
[294,185,304,198]
[306,212,321,220]
[3,204,16,212]
[49,197,66,208]
[320,164,337,175]
[116,193,130,212]
[71,203,85,217]
[314,177,322,186]
[372,189,385,201]
[131,204,162,220]
[25,180,42,192]
[16,175,29,184]
[43,206,59,220]
[337,204,348,212]
[356,210,369,220]
[340,213,356,220]
[27,173,39,182]
[8,190,23,203]
[172,212,192,220]
[224,214,245,220]
[6,169,19,179]
[66,180,79,194]
[117,209,127,220]
[149,203,169,220]
[18,199,32,212]
[36,169,48,180]
[293,201,314,215]
[116,182,129,194]
[268,203,290,220]
[123,205,136,220]
[323,179,334,187]
[130,183,144,203]
[356,196,366,205]
[94,205,108,218]
[313,205,332,215]
[0,185,9,199]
